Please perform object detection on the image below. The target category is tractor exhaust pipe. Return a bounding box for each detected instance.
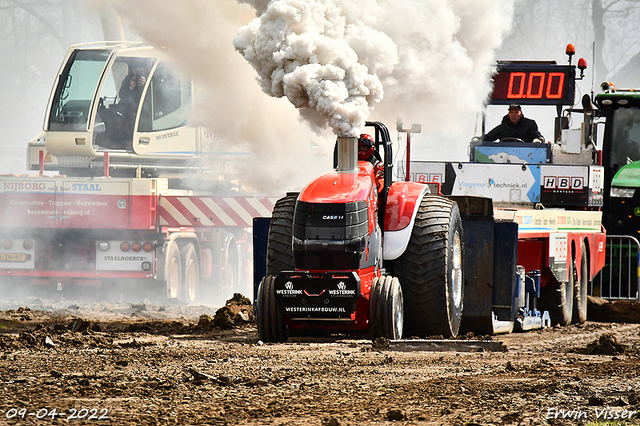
[336,136,358,173]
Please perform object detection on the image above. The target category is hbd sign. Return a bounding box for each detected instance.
[544,176,584,190]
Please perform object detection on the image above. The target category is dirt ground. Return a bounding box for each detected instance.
[1,294,640,426]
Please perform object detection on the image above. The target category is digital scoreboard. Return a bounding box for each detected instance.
[489,63,575,106]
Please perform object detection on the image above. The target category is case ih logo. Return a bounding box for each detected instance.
[544,176,584,190]
[3,182,47,191]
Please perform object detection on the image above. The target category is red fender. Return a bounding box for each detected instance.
[383,182,428,260]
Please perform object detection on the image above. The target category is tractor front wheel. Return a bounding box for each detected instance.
[256,275,289,343]
[370,276,404,340]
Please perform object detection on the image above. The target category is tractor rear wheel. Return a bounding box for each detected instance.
[394,195,464,338]
[572,242,589,324]
[267,194,297,275]
[256,275,289,343]
[370,276,404,340]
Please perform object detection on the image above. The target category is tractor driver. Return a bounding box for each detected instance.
[358,134,384,190]
[483,104,545,143]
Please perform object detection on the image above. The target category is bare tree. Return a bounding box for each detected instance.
[497,0,640,90]
[0,0,102,172]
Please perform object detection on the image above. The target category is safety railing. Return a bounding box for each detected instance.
[591,235,640,301]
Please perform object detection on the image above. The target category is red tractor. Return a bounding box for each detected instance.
[256,122,464,342]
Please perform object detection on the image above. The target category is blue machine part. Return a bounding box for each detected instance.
[470,141,551,164]
[253,217,271,302]
[449,163,542,203]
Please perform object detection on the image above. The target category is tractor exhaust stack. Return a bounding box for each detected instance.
[336,136,358,173]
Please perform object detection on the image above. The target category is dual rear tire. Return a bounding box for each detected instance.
[162,241,200,304]
[540,241,589,326]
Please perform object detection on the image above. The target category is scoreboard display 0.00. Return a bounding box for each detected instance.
[490,63,575,106]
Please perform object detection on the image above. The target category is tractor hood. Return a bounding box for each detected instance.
[612,161,640,188]
[298,162,375,204]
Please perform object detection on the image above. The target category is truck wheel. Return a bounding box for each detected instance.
[267,194,297,275]
[394,195,464,338]
[370,276,404,340]
[541,278,574,326]
[165,242,182,301]
[222,236,239,299]
[572,242,589,324]
[181,243,199,303]
[256,275,289,343]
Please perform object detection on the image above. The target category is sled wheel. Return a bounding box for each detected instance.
[256,275,289,343]
[394,195,464,338]
[267,194,297,275]
[181,243,199,303]
[165,242,182,301]
[540,275,574,326]
[572,241,589,324]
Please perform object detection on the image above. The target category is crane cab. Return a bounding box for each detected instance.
[33,42,206,177]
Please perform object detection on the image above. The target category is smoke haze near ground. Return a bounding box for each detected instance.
[87,0,332,194]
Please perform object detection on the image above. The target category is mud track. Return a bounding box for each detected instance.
[1,295,639,425]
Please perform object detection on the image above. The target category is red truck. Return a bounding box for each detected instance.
[4,42,274,304]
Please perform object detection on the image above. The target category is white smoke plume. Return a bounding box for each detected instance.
[236,0,515,158]
[87,0,514,190]
[234,0,391,137]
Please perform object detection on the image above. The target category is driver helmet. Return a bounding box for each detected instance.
[358,134,375,160]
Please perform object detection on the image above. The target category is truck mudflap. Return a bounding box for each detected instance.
[273,271,361,317]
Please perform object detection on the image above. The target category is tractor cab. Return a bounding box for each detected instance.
[595,91,640,235]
